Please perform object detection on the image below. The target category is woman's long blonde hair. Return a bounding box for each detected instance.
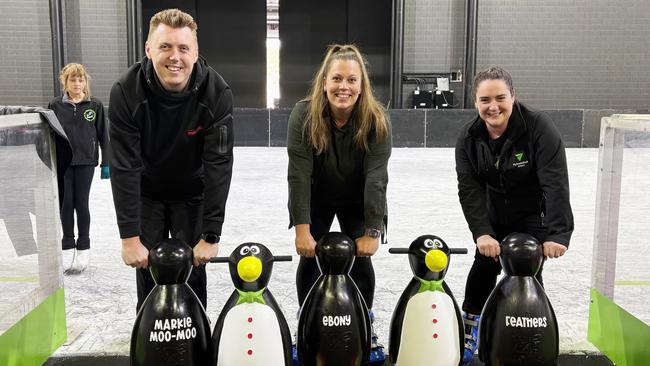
[306,44,388,154]
[59,63,91,98]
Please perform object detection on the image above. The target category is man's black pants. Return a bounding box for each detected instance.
[135,196,207,312]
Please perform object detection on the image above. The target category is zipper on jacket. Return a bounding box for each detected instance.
[540,193,547,226]
[218,125,228,154]
[478,141,491,173]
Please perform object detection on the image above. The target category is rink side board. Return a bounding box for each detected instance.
[588,115,650,366]
[0,112,68,365]
[0,288,67,366]
[588,288,650,366]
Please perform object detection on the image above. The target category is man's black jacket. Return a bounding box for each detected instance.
[455,102,573,246]
[109,56,233,239]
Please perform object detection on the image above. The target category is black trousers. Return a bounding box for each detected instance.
[61,165,95,250]
[296,201,376,309]
[135,196,207,312]
[462,217,547,315]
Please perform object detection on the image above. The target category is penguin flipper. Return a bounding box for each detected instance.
[263,290,293,366]
[388,278,419,364]
[212,290,238,362]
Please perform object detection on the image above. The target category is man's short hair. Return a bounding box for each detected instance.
[148,8,198,42]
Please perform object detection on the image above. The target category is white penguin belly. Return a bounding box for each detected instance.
[217,303,285,366]
[395,291,460,366]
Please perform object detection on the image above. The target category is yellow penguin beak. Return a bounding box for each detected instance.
[425,249,448,272]
[237,256,263,282]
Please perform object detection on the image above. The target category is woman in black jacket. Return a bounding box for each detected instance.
[49,63,109,273]
[455,66,574,365]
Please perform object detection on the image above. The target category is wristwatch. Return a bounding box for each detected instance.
[365,228,381,239]
[200,232,220,244]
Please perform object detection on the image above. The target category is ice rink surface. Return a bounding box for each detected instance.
[49,147,643,357]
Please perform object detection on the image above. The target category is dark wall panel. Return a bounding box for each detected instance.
[426,110,476,147]
[347,0,392,106]
[233,108,589,148]
[544,110,583,148]
[197,1,266,107]
[270,108,292,147]
[233,108,268,146]
[389,109,425,147]
[279,0,391,108]
[279,0,347,107]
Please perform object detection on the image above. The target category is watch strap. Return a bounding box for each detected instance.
[201,232,220,244]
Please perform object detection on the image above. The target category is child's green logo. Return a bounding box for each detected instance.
[83,109,96,122]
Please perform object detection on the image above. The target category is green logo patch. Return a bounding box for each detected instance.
[515,152,525,161]
[83,109,96,123]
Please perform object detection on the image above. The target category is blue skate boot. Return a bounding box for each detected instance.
[368,310,385,366]
[292,343,300,366]
[461,312,480,366]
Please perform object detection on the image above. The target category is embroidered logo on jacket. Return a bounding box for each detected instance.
[83,109,96,122]
[513,151,528,168]
[186,126,204,136]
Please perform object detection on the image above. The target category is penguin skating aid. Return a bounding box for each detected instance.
[210,243,293,366]
[388,234,467,366]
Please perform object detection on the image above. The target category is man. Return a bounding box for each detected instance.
[109,8,233,310]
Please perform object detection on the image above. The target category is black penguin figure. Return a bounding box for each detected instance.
[479,232,559,366]
[388,235,467,365]
[130,238,212,365]
[210,242,293,366]
[297,232,371,366]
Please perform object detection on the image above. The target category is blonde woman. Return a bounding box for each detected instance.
[48,63,109,273]
[287,44,392,353]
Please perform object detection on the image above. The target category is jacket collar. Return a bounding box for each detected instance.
[62,92,90,104]
[139,56,208,102]
[467,101,528,142]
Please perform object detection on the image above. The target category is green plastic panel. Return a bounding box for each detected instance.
[0,288,67,366]
[588,288,650,366]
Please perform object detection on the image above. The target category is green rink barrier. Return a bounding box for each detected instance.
[0,288,67,366]
[588,288,650,366]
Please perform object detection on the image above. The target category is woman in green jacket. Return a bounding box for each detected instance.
[287,44,392,314]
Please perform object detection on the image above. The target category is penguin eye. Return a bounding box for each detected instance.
[434,239,443,249]
[423,239,435,249]
[239,246,250,255]
[250,245,260,254]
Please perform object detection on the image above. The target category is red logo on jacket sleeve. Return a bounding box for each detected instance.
[186,125,204,136]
